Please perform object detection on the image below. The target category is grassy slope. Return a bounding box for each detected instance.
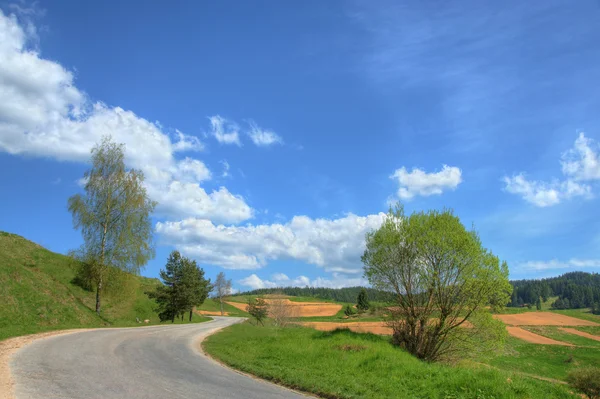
[204,322,576,399]
[197,298,249,316]
[0,232,209,340]
[487,337,600,381]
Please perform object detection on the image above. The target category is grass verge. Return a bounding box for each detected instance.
[203,321,577,399]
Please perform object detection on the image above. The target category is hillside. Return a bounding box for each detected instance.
[0,231,207,340]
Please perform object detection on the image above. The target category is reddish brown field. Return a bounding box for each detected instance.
[505,326,573,346]
[301,321,392,335]
[494,312,599,326]
[225,299,342,317]
[559,327,600,342]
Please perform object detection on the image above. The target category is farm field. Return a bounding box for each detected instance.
[225,298,343,317]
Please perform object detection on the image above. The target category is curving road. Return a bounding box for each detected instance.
[10,317,306,399]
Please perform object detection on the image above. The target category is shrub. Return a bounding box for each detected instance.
[567,367,600,399]
[344,304,356,317]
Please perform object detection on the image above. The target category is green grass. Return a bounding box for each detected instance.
[521,326,600,348]
[0,231,210,341]
[486,337,600,381]
[574,326,600,335]
[204,322,576,399]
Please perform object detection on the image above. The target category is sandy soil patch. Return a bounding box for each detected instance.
[197,310,230,316]
[301,321,392,335]
[494,312,599,326]
[505,326,573,346]
[0,329,91,399]
[558,327,600,342]
[226,300,342,317]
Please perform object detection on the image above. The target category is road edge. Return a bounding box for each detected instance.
[1,328,93,399]
[193,319,317,398]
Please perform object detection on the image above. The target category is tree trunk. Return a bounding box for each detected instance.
[189,309,193,322]
[220,297,224,315]
[171,313,175,323]
[95,277,103,314]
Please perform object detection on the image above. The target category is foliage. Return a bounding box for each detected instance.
[509,272,600,310]
[203,322,576,399]
[356,287,370,311]
[213,272,232,315]
[536,297,542,311]
[68,136,156,314]
[233,286,394,303]
[147,251,211,322]
[246,297,268,325]
[567,367,600,399]
[362,204,512,362]
[344,304,356,317]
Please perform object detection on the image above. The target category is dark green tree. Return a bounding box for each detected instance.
[344,304,356,317]
[246,297,268,326]
[357,288,370,312]
[536,296,542,311]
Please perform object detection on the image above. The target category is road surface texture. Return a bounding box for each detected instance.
[10,317,306,399]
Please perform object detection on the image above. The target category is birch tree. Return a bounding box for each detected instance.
[68,136,156,314]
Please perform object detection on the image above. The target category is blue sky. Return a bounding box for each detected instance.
[1,0,600,290]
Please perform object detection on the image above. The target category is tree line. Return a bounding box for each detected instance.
[509,271,600,313]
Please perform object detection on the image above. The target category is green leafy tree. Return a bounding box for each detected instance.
[68,136,156,314]
[356,288,370,312]
[362,204,511,362]
[247,297,268,326]
[536,297,542,311]
[213,272,232,315]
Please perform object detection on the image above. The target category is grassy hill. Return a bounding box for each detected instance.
[0,231,208,341]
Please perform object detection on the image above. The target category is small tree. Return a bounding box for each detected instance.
[567,367,600,399]
[269,293,298,327]
[362,204,511,362]
[68,136,156,314]
[536,297,542,311]
[213,272,232,315]
[247,297,268,326]
[344,304,356,317]
[357,288,370,312]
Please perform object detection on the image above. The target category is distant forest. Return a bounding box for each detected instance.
[233,286,395,303]
[509,272,600,313]
[236,272,600,313]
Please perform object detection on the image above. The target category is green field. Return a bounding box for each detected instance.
[486,337,600,381]
[203,321,576,399]
[0,231,210,341]
[197,298,249,316]
[521,326,600,348]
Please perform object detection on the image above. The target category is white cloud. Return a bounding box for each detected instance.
[504,133,598,207]
[390,165,462,200]
[220,160,231,178]
[247,120,283,147]
[239,273,367,290]
[156,212,386,270]
[520,258,600,271]
[561,133,600,181]
[209,115,241,146]
[0,10,253,224]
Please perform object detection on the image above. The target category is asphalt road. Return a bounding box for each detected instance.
[10,317,306,399]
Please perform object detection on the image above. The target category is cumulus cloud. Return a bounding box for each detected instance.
[520,258,600,271]
[156,212,386,270]
[239,273,367,290]
[0,10,253,224]
[208,115,241,146]
[247,120,283,147]
[504,133,598,207]
[390,165,462,200]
